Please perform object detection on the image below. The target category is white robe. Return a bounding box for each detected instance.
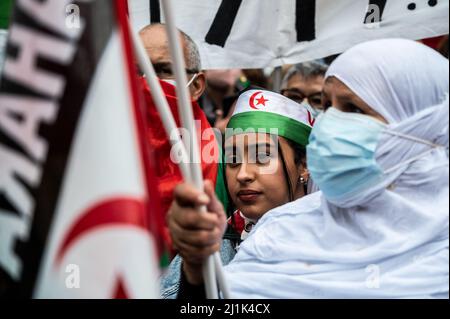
[224,39,449,299]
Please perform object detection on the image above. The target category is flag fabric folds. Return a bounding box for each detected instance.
[140,78,222,248]
[0,0,165,298]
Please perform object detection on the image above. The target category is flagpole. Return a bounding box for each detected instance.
[272,66,283,93]
[128,19,191,181]
[128,17,230,299]
[214,253,231,299]
[161,0,226,300]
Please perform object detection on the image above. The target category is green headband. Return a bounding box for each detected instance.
[227,90,315,146]
[227,111,312,147]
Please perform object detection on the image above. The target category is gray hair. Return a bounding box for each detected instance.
[139,23,202,72]
[282,61,328,89]
[180,30,202,72]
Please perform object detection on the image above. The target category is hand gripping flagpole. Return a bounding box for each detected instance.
[160,0,230,299]
[129,5,230,299]
[160,0,216,299]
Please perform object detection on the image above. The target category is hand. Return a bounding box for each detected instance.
[168,180,227,284]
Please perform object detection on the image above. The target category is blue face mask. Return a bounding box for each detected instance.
[306,107,387,201]
[307,107,447,204]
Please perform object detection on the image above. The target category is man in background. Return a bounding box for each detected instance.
[138,24,228,250]
[139,23,206,100]
[281,61,328,115]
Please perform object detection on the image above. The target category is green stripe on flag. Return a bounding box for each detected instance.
[160,251,170,268]
[228,112,312,147]
[0,0,13,30]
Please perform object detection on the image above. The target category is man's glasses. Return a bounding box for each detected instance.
[281,88,324,110]
[153,62,198,79]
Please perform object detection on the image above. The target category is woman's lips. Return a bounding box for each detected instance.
[237,190,262,203]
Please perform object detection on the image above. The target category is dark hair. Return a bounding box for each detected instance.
[286,139,307,166]
[280,139,307,202]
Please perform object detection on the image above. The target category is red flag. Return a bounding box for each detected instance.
[140,78,220,230]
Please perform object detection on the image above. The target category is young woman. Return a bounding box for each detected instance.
[169,39,449,299]
[161,90,316,298]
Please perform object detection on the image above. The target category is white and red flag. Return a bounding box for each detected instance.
[0,0,166,298]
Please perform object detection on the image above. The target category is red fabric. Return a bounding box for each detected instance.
[139,78,219,247]
[227,211,246,236]
[421,36,445,50]
[118,1,167,257]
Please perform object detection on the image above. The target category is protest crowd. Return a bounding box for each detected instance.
[0,0,449,300]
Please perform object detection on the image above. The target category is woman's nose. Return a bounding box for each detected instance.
[236,162,255,184]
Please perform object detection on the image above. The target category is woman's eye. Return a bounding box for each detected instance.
[323,100,332,110]
[256,152,272,164]
[346,103,364,114]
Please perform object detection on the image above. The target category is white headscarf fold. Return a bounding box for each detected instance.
[224,39,449,299]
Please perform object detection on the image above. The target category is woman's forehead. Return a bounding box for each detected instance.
[225,133,277,148]
[323,77,353,97]
[324,77,388,123]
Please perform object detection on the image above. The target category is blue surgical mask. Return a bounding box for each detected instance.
[307,107,445,203]
[306,107,386,201]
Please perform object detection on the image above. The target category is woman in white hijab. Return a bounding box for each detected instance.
[168,38,449,299]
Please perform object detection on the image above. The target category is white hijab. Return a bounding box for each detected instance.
[224,39,449,299]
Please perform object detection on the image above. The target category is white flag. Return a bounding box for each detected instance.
[0,0,164,299]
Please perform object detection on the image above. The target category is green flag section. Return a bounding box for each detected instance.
[0,0,13,30]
